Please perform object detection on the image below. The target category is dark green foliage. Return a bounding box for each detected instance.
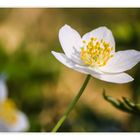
[103,90,140,116]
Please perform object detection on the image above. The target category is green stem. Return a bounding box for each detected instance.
[52,74,91,132]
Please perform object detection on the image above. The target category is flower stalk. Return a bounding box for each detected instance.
[52,74,91,132]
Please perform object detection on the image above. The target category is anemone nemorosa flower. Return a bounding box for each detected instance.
[0,78,29,132]
[52,25,140,83]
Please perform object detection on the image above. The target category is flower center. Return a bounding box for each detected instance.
[80,37,114,67]
[0,99,18,125]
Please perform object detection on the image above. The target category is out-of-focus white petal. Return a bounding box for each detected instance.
[52,51,103,75]
[0,121,9,132]
[59,24,82,59]
[0,78,8,102]
[100,50,140,73]
[8,111,29,132]
[91,72,134,84]
[82,26,115,51]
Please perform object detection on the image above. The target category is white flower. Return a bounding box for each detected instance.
[0,77,29,132]
[52,25,140,83]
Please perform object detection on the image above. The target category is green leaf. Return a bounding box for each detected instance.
[102,89,140,116]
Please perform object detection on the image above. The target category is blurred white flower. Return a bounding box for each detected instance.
[52,24,140,83]
[0,77,29,132]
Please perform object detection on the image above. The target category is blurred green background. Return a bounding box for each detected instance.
[0,8,140,132]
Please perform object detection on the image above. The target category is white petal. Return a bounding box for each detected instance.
[52,52,134,83]
[82,26,115,51]
[100,50,140,73]
[52,51,79,70]
[76,65,104,75]
[52,51,87,74]
[0,78,8,102]
[91,72,134,84]
[52,51,102,75]
[8,111,29,132]
[0,121,9,132]
[59,24,82,59]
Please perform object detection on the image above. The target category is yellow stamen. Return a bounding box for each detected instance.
[80,38,114,67]
[0,99,18,125]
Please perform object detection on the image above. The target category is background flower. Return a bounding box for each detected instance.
[0,77,29,132]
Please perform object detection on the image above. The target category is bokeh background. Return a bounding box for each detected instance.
[0,8,140,132]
